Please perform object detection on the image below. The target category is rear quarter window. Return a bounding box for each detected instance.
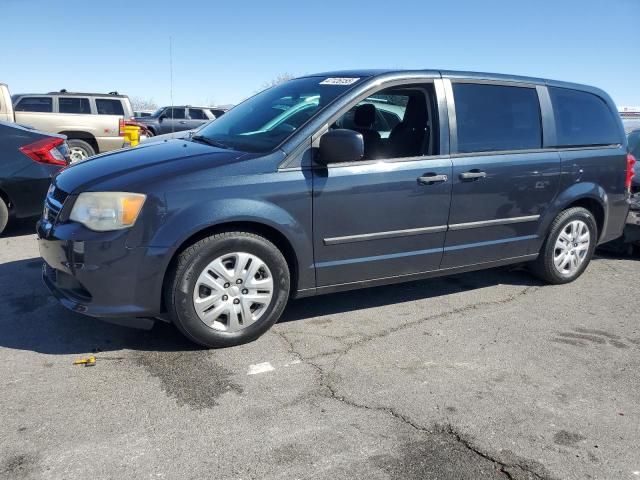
[549,87,620,147]
[95,99,125,116]
[15,97,53,113]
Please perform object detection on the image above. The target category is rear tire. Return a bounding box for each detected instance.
[67,139,95,163]
[531,207,597,284]
[0,197,8,235]
[165,231,290,348]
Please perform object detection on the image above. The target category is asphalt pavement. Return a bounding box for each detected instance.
[1,218,639,480]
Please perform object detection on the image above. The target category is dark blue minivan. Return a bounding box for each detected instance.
[37,70,634,347]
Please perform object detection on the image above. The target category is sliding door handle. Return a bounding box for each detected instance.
[418,174,448,185]
[460,170,487,181]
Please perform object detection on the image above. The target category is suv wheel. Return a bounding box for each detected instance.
[165,231,290,348]
[0,197,8,235]
[531,207,597,284]
[67,139,95,163]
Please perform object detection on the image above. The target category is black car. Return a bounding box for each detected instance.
[38,70,630,348]
[134,106,225,136]
[0,121,70,235]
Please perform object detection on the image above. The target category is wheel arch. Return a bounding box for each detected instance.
[564,197,605,240]
[159,219,303,313]
[0,187,13,211]
[544,182,608,243]
[59,131,99,153]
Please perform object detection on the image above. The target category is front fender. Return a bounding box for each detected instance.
[149,197,314,292]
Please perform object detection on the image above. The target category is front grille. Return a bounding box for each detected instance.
[50,186,69,205]
[44,186,68,224]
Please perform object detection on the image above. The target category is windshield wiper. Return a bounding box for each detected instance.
[191,135,230,149]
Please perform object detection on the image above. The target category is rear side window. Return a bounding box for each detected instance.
[453,83,542,153]
[15,97,53,113]
[549,87,620,147]
[59,97,91,114]
[165,108,186,119]
[188,109,206,120]
[95,99,125,116]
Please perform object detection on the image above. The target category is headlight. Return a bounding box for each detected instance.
[69,192,146,231]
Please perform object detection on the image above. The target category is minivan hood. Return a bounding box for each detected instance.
[55,140,249,194]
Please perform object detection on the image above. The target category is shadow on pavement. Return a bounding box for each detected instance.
[0,217,39,238]
[5,245,632,354]
[281,266,541,323]
[0,257,199,355]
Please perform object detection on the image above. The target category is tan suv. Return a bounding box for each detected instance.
[10,89,134,162]
[0,83,13,123]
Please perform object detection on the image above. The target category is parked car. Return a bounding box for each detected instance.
[7,87,133,162]
[622,116,640,134]
[38,69,631,348]
[140,128,195,144]
[133,110,154,118]
[134,106,225,136]
[0,83,12,122]
[0,121,70,235]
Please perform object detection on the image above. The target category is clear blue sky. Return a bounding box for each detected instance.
[2,0,638,107]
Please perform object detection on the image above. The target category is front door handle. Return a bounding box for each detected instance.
[417,173,448,185]
[179,121,187,124]
[459,170,487,181]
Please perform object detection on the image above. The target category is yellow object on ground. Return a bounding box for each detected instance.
[73,356,96,367]
[123,125,141,147]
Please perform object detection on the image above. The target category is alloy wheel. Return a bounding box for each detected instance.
[69,147,89,163]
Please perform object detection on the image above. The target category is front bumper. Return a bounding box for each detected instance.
[38,220,172,320]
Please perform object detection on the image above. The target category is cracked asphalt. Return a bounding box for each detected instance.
[1,219,639,480]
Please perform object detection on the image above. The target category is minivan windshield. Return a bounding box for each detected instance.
[192,76,363,153]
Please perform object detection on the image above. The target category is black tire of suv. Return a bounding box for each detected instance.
[531,207,597,284]
[0,197,8,235]
[67,139,95,161]
[165,231,290,348]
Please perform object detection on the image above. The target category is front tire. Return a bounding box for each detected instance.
[165,231,290,348]
[531,207,597,284]
[0,197,8,235]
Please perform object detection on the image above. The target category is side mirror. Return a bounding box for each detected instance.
[159,114,166,122]
[318,129,364,165]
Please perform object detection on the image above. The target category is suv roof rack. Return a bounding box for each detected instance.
[45,90,127,98]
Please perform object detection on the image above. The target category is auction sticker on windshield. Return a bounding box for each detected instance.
[319,77,360,85]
